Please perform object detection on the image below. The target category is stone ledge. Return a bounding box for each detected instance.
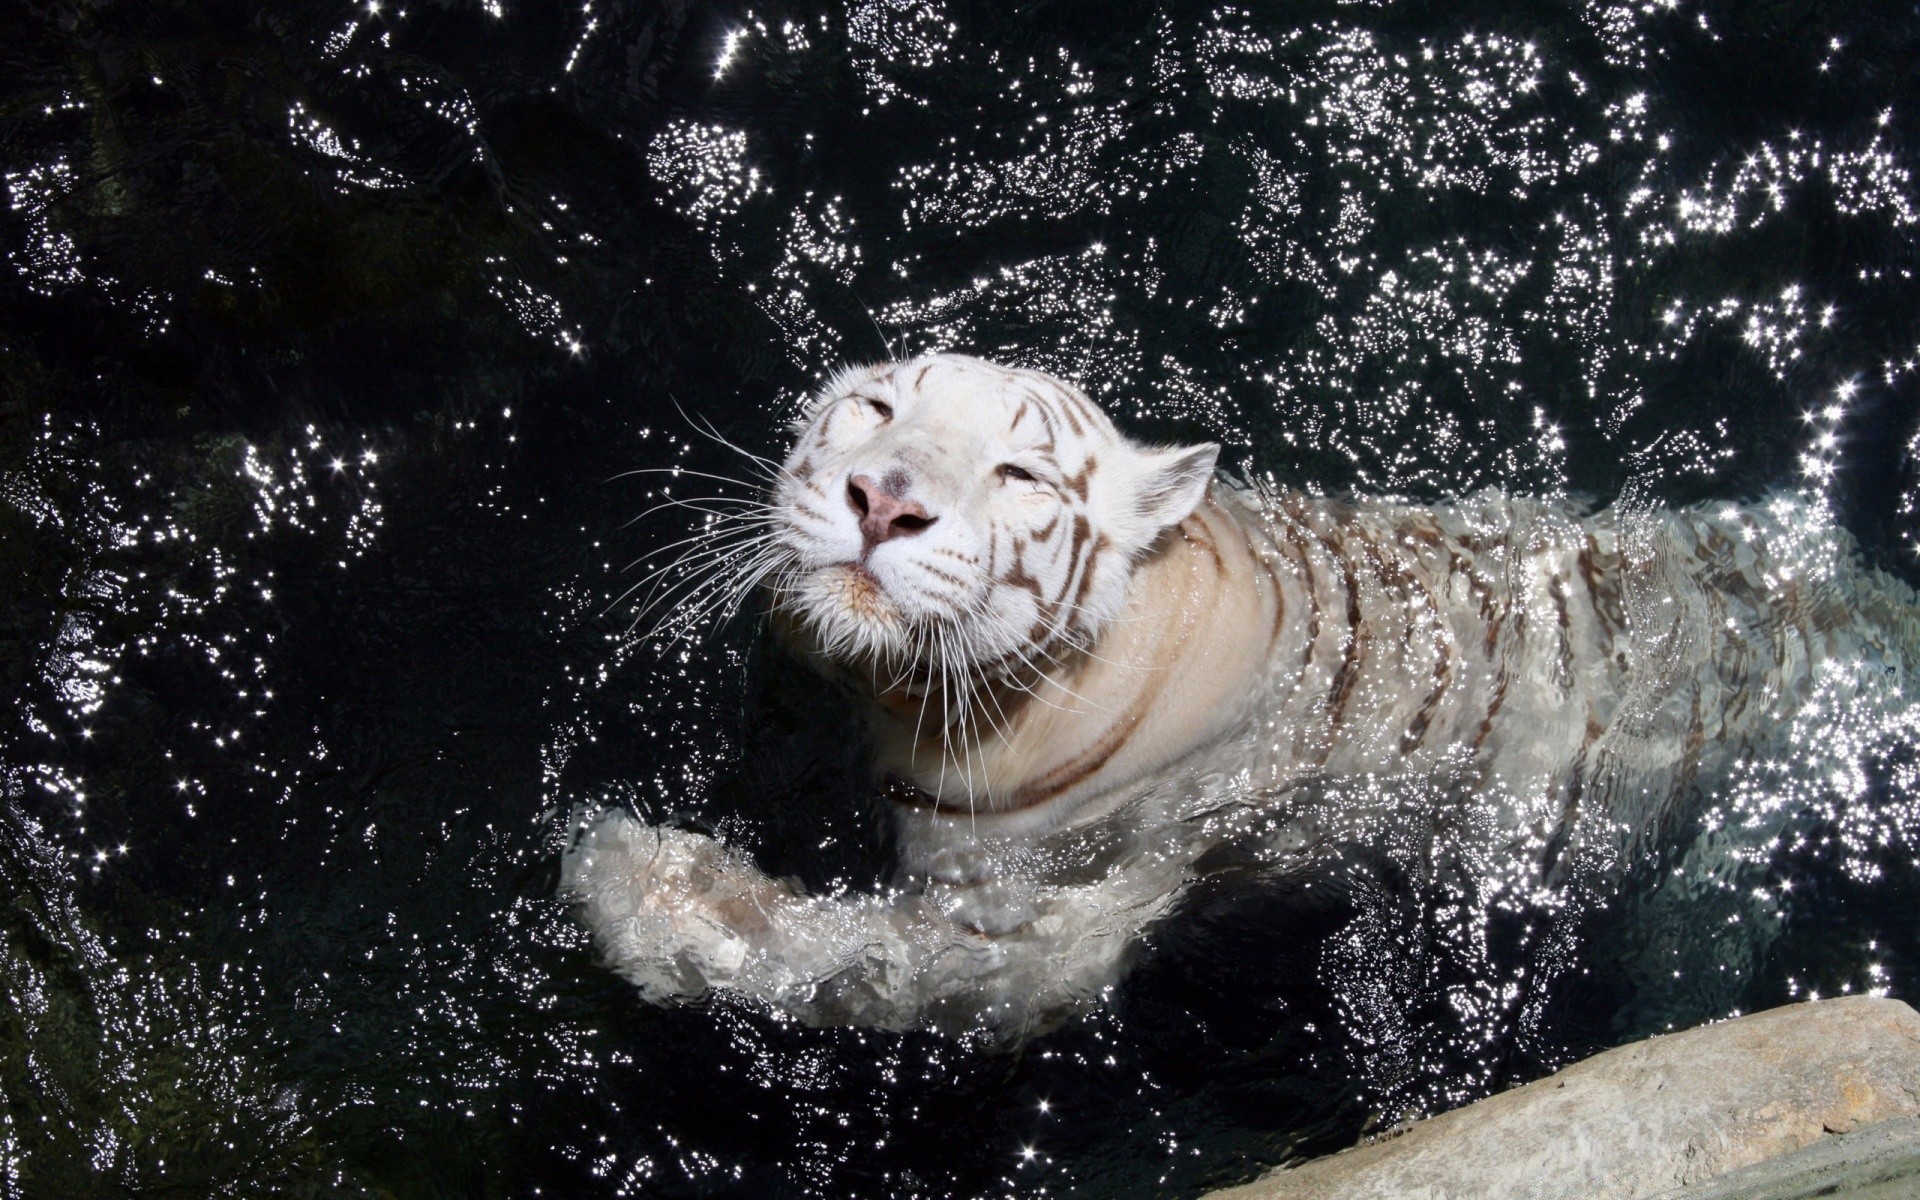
[1207,996,1920,1200]
[1650,1115,1920,1199]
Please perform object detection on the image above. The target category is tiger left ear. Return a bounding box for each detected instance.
[1133,442,1220,531]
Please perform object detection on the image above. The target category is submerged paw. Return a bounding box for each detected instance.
[561,813,771,989]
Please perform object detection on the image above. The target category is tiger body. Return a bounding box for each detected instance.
[563,354,1918,1034]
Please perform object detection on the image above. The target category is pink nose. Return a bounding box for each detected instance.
[847,474,936,550]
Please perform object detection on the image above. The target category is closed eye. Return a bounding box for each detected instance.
[866,398,894,420]
[999,463,1037,483]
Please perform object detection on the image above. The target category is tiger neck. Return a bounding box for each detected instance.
[872,487,1284,825]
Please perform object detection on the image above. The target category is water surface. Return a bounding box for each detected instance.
[4,1,1920,1196]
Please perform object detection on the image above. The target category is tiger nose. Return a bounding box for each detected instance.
[847,474,937,548]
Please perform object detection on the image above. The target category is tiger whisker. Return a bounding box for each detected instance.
[632,552,772,643]
[619,493,771,530]
[610,530,784,618]
[620,535,786,629]
[606,464,775,490]
[953,602,1117,715]
[670,395,787,480]
[615,519,783,578]
[639,543,790,646]
[947,631,985,831]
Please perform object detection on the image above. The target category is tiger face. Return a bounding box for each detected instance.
[769,354,1219,679]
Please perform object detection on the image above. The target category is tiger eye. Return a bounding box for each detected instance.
[1001,463,1037,483]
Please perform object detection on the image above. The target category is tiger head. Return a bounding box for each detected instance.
[768,354,1219,684]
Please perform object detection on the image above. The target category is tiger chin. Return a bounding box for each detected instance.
[562,353,1920,1039]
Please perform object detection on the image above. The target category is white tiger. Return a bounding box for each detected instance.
[562,353,1920,1037]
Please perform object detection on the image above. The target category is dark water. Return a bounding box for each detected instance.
[4,1,1920,1196]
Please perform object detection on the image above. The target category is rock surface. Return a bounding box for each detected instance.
[1208,996,1920,1200]
[1651,1115,1920,1199]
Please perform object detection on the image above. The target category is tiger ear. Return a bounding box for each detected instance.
[1132,442,1219,531]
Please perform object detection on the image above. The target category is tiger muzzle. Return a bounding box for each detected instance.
[848,473,938,552]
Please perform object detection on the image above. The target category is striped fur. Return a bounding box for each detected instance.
[772,355,1212,681]
[562,356,1920,1037]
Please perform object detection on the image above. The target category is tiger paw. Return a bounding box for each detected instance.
[561,811,779,994]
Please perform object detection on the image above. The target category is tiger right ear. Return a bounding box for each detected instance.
[1132,442,1220,531]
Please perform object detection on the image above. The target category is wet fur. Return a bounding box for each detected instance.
[563,355,1920,1038]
